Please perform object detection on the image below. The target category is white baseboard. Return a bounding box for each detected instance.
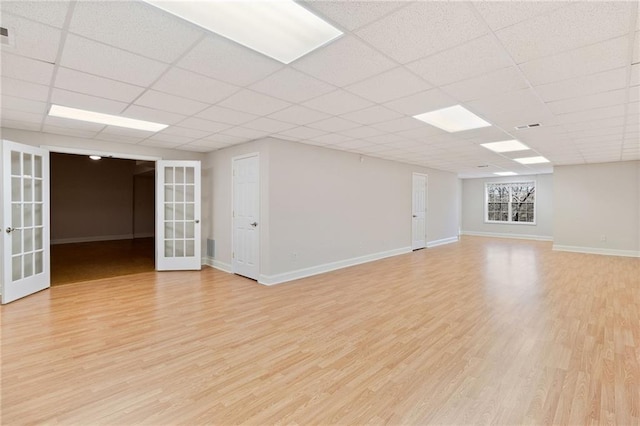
[461,230,553,242]
[202,256,233,273]
[427,236,459,248]
[553,245,640,258]
[51,234,136,245]
[258,246,412,286]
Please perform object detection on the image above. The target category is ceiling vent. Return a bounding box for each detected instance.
[515,123,541,130]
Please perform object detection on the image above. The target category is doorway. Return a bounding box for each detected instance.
[49,153,156,285]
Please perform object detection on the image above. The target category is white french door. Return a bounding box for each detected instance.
[232,154,259,280]
[412,173,427,250]
[1,140,50,304]
[156,161,201,271]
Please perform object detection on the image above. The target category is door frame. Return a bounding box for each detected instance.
[231,152,260,279]
[411,172,428,250]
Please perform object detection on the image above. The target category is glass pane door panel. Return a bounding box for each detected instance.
[175,167,184,184]
[34,204,42,226]
[12,257,22,281]
[35,251,43,274]
[185,185,194,202]
[24,228,33,252]
[24,154,32,176]
[185,203,194,220]
[11,151,21,175]
[12,204,21,227]
[12,177,21,201]
[185,240,194,257]
[24,179,32,201]
[23,253,33,278]
[186,167,194,184]
[12,230,22,255]
[175,203,184,220]
[34,155,42,178]
[34,180,42,201]
[175,185,184,202]
[34,228,43,250]
[164,240,173,257]
[24,204,32,227]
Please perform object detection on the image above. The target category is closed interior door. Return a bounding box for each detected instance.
[412,173,427,250]
[2,140,50,304]
[232,154,259,280]
[156,160,201,271]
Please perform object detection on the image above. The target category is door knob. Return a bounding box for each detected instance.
[6,227,16,233]
[250,222,258,227]
[195,220,200,224]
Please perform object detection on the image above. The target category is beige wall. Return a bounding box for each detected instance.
[553,161,640,255]
[461,174,554,240]
[208,138,460,281]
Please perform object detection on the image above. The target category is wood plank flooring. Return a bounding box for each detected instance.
[2,236,639,424]
[50,238,155,285]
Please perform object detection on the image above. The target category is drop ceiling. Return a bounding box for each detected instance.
[1,0,638,178]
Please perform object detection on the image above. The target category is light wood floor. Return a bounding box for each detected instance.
[51,238,155,285]
[2,236,638,425]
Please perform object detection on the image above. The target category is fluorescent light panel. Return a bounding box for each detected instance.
[481,140,530,153]
[494,171,518,176]
[143,0,343,64]
[49,105,168,132]
[514,156,550,164]
[413,105,491,133]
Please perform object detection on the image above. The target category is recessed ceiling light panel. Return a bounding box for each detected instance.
[494,171,518,176]
[514,156,550,164]
[481,140,530,153]
[413,105,491,133]
[143,0,343,64]
[49,105,168,132]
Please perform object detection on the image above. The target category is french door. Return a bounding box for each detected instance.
[1,140,50,304]
[156,161,201,270]
[232,153,259,280]
[412,173,427,250]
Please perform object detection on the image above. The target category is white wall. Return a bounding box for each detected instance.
[208,138,460,283]
[553,161,639,256]
[461,173,553,240]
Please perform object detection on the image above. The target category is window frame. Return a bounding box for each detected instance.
[484,180,537,225]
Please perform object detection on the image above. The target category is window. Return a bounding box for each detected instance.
[485,181,535,224]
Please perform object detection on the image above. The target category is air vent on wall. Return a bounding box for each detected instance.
[515,123,541,130]
[1,27,14,47]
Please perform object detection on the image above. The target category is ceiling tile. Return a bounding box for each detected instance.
[158,126,211,140]
[367,133,411,145]
[177,35,282,86]
[629,86,640,103]
[2,95,47,114]
[1,0,70,28]
[341,105,403,125]
[244,117,297,133]
[303,1,406,31]
[556,104,626,124]
[93,132,145,145]
[519,36,629,86]
[98,125,156,139]
[219,126,269,140]
[345,67,432,103]
[0,53,54,85]
[302,89,373,115]
[339,126,386,139]
[176,143,214,153]
[1,77,49,102]
[199,134,248,145]
[546,89,627,115]
[276,126,327,140]
[384,88,456,116]
[51,88,128,114]
[196,105,258,126]
[395,126,445,141]
[60,34,169,87]
[310,133,354,145]
[335,139,379,151]
[355,2,487,64]
[1,14,61,63]
[178,117,231,134]
[70,1,203,63]
[267,105,330,125]
[292,35,396,86]
[152,67,240,104]
[215,89,291,117]
[1,119,41,131]
[441,66,529,102]
[249,68,336,103]
[44,116,106,132]
[472,1,570,31]
[134,90,208,116]
[187,139,231,150]
[122,105,187,125]
[55,67,145,103]
[139,139,184,149]
[533,67,628,102]
[0,109,43,124]
[407,35,513,86]
[307,117,361,132]
[496,2,633,64]
[372,117,425,133]
[41,124,98,139]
